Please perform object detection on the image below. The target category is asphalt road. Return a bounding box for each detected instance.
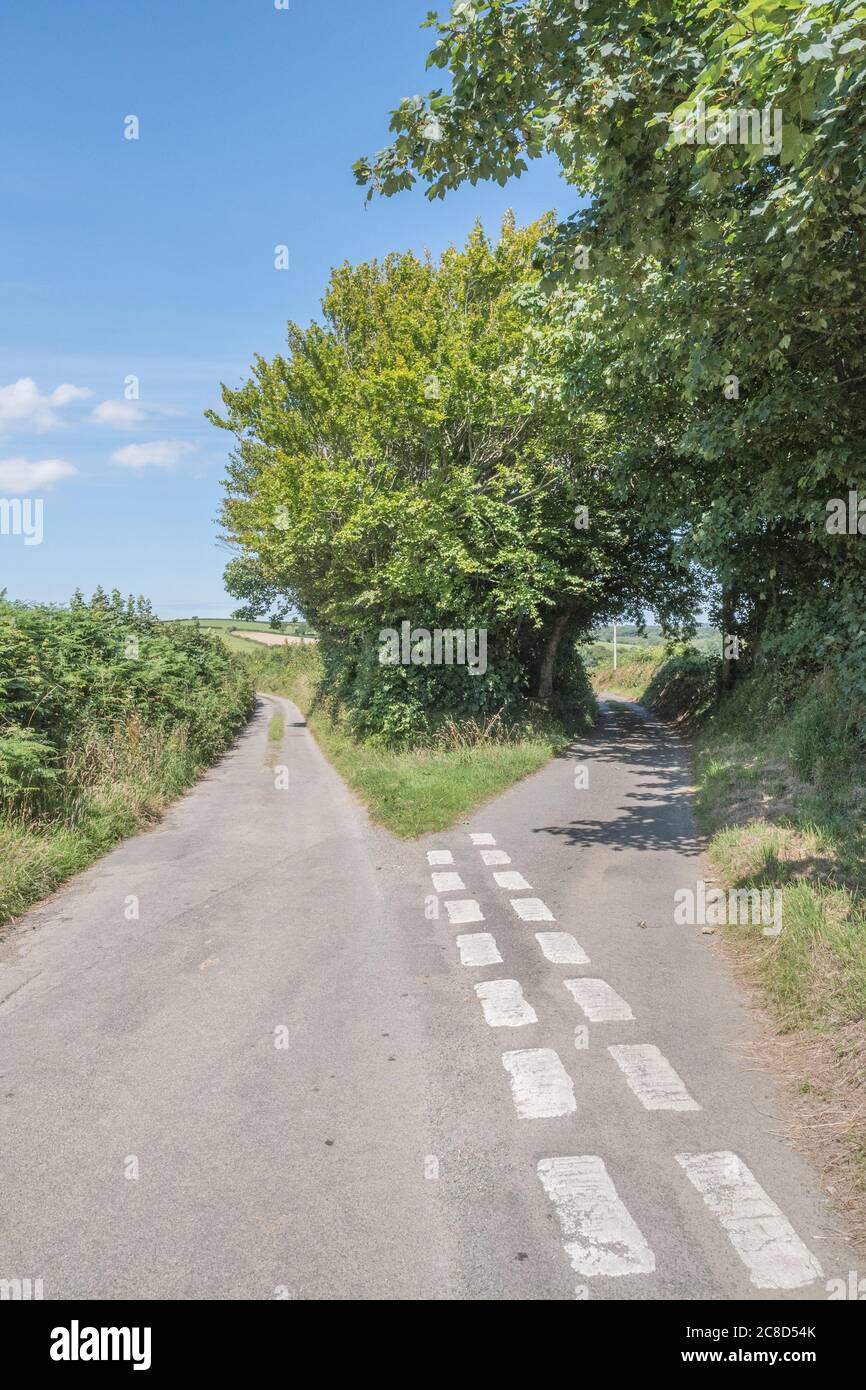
[0,695,852,1299]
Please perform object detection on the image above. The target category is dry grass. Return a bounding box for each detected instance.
[720,936,866,1253]
[694,698,866,1249]
[0,722,218,926]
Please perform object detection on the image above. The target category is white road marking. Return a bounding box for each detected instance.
[536,932,590,965]
[511,897,555,922]
[501,1049,576,1117]
[457,934,503,968]
[431,871,465,893]
[608,1044,700,1111]
[537,1156,656,1278]
[494,870,532,891]
[470,833,496,846]
[475,980,538,1028]
[481,849,511,866]
[427,850,454,866]
[445,899,485,925]
[676,1151,823,1290]
[564,978,634,1022]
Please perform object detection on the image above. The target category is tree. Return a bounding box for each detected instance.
[356,1,866,700]
[209,217,697,738]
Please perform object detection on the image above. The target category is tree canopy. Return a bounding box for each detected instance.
[356,1,866,699]
[209,217,697,740]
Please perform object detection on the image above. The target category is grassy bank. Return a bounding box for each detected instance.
[592,646,866,1233]
[1,722,234,923]
[588,645,666,700]
[0,600,254,925]
[244,645,593,837]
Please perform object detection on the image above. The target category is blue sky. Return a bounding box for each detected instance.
[0,0,570,617]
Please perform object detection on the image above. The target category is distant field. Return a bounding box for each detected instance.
[219,633,267,653]
[590,636,722,656]
[171,617,316,635]
[231,630,318,648]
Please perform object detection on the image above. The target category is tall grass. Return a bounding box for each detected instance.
[0,721,223,922]
[0,600,254,925]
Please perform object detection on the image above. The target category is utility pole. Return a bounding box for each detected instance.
[613,622,618,671]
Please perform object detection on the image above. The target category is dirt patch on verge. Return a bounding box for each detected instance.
[231,631,318,648]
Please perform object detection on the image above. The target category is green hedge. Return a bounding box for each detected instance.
[0,592,254,818]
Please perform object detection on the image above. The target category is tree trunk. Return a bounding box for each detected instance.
[536,613,571,701]
[720,586,739,692]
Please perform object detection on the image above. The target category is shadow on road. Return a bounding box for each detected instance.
[535,699,703,858]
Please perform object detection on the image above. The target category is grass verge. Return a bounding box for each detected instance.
[1,607,254,928]
[591,649,866,1242]
[0,721,243,924]
[246,646,592,837]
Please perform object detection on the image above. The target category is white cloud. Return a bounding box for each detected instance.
[111,439,196,470]
[0,378,92,432]
[50,383,92,407]
[91,399,148,428]
[0,457,79,493]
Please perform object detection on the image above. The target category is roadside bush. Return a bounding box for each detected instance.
[784,675,864,787]
[0,592,254,818]
[643,649,720,728]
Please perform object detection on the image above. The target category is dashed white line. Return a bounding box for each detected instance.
[608,1044,701,1111]
[511,897,555,922]
[475,980,538,1028]
[536,932,590,965]
[427,850,454,866]
[445,899,485,925]
[456,934,503,967]
[470,833,496,846]
[564,978,634,1022]
[501,1049,576,1117]
[537,1156,656,1277]
[493,870,532,891]
[676,1151,823,1290]
[431,871,465,893]
[481,849,511,866]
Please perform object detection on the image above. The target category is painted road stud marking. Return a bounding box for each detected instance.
[494,870,532,891]
[676,1151,823,1290]
[536,932,590,965]
[608,1044,700,1111]
[511,898,555,923]
[431,871,465,893]
[475,980,538,1028]
[502,1049,576,1118]
[564,978,634,1022]
[445,900,485,925]
[456,934,503,968]
[537,1156,656,1278]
